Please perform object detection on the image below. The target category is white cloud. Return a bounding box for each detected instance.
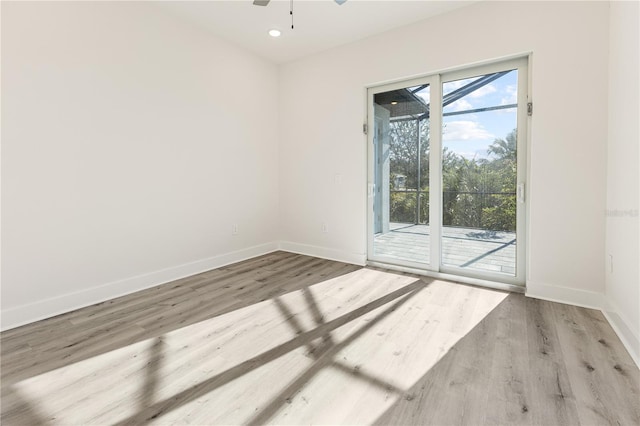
[442,120,494,141]
[469,83,497,98]
[500,84,518,105]
[444,80,497,98]
[447,99,473,112]
[443,78,475,93]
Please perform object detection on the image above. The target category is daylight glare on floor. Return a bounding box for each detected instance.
[5,268,508,424]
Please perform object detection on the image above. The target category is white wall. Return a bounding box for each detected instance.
[605,0,639,364]
[3,1,631,348]
[279,1,609,298]
[1,2,280,328]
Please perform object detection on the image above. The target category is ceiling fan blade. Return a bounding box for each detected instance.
[335,0,347,4]
[253,0,270,6]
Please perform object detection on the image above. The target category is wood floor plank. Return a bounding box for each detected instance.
[552,303,640,425]
[1,252,638,425]
[482,294,531,426]
[523,298,581,426]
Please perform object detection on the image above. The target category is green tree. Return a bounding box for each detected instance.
[387,122,517,231]
[389,118,430,224]
[481,129,517,231]
[442,129,518,230]
[487,128,517,165]
[389,119,429,191]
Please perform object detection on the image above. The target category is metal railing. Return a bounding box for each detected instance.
[390,189,429,224]
[390,190,516,230]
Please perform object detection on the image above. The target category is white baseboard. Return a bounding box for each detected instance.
[3,246,637,370]
[525,280,604,310]
[602,301,640,369]
[278,241,366,266]
[1,242,279,331]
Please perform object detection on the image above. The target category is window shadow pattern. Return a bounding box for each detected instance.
[112,279,424,425]
[2,253,437,425]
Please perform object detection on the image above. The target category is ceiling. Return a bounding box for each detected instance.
[157,1,476,64]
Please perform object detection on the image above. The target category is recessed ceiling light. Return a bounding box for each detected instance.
[391,101,398,105]
[268,29,281,38]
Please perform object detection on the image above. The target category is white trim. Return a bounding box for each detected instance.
[2,247,637,369]
[429,76,443,271]
[525,280,604,310]
[0,242,279,331]
[602,300,640,369]
[364,52,533,91]
[367,260,525,294]
[279,241,366,266]
[366,56,529,286]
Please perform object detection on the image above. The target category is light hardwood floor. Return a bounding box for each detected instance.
[1,251,638,425]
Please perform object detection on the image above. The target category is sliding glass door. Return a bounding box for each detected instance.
[370,78,434,266]
[368,58,527,285]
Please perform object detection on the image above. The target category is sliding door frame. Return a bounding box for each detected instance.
[367,56,529,287]
[367,74,440,272]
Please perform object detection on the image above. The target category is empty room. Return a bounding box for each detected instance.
[1,0,638,424]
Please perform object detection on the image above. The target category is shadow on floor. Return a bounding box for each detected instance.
[1,252,359,385]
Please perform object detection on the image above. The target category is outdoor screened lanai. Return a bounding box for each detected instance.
[369,61,526,284]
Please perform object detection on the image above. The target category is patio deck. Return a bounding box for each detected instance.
[373,223,516,276]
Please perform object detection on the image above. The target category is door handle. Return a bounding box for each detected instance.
[517,183,525,203]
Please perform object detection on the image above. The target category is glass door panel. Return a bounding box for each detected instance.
[371,83,431,265]
[367,57,527,286]
[441,69,519,277]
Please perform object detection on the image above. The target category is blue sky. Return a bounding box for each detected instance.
[414,70,518,160]
[443,70,518,159]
